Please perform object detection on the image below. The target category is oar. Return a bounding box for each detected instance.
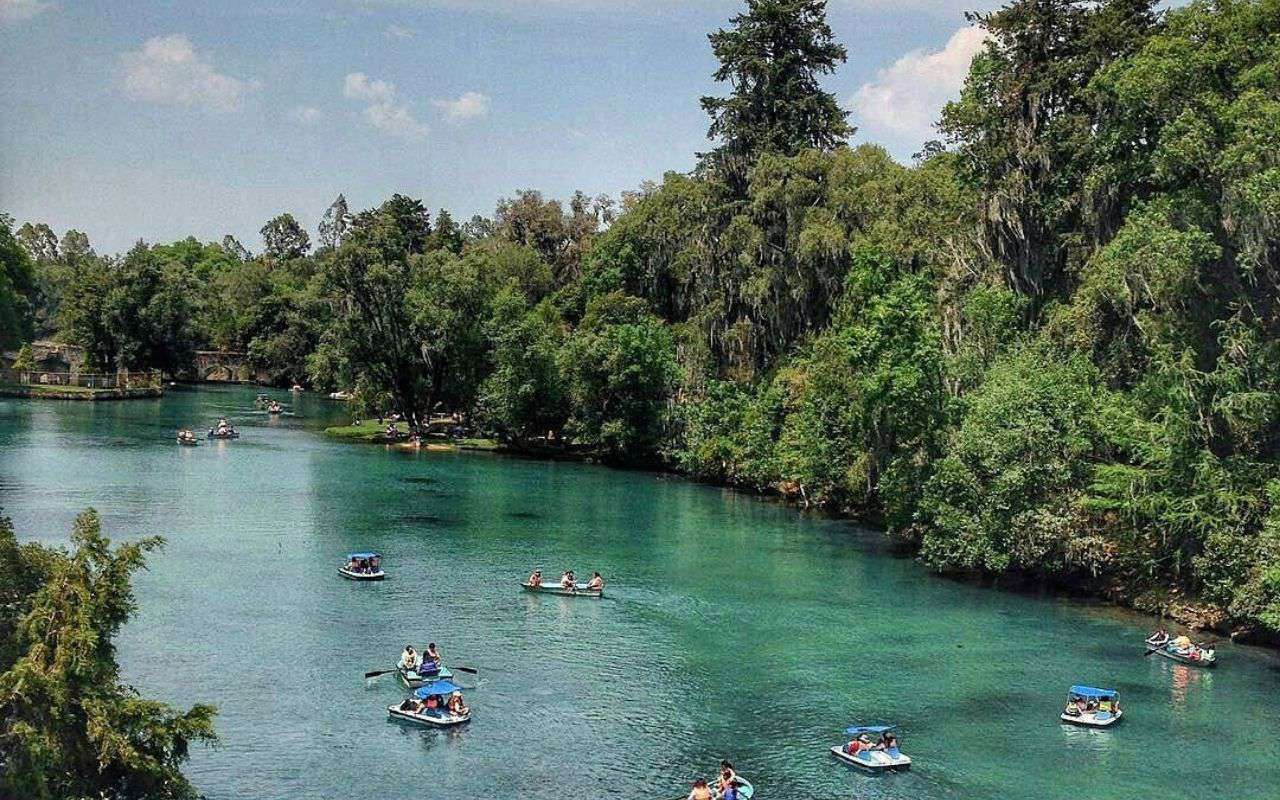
[364,667,399,679]
[454,666,479,675]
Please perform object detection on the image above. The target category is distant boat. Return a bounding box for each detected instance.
[1060,686,1123,727]
[830,725,911,771]
[328,390,353,401]
[339,552,385,581]
[1146,632,1217,668]
[522,581,603,598]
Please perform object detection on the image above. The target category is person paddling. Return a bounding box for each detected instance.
[587,571,604,591]
[528,569,543,587]
[398,645,419,671]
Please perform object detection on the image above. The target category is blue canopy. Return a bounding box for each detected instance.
[347,552,380,560]
[414,680,464,698]
[845,725,896,735]
[1069,685,1118,698]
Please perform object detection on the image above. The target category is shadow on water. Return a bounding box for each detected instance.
[507,511,541,520]
[399,513,462,527]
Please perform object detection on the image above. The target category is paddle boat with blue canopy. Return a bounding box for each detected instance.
[1061,685,1123,727]
[387,679,471,727]
[831,725,912,771]
[339,552,385,581]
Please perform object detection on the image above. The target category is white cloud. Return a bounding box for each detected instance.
[384,23,415,39]
[291,106,322,124]
[851,26,986,149]
[120,34,257,112]
[344,72,396,104]
[0,0,52,25]
[343,72,427,140]
[432,91,490,123]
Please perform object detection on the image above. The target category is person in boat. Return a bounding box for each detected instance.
[446,691,468,717]
[418,643,441,676]
[528,569,543,587]
[398,697,422,713]
[882,731,900,754]
[424,693,440,711]
[587,572,604,591]
[845,733,873,755]
[1064,696,1083,717]
[686,779,713,800]
[718,761,737,786]
[720,781,740,800]
[399,645,419,671]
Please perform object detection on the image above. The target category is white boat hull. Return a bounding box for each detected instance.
[521,582,603,598]
[387,704,470,727]
[339,567,385,581]
[1061,709,1123,727]
[830,745,912,771]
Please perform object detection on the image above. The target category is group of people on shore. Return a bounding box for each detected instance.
[399,643,443,677]
[686,761,743,800]
[526,569,605,593]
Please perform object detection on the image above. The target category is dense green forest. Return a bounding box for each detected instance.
[4,0,1280,646]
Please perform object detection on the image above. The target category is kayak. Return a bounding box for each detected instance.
[710,776,754,799]
[398,664,454,688]
[1060,708,1123,728]
[386,702,470,728]
[207,430,240,439]
[830,745,912,771]
[339,566,385,581]
[521,581,603,598]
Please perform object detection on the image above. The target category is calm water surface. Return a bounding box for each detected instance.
[2,385,1279,800]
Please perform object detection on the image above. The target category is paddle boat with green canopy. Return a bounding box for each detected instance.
[830,725,912,771]
[339,552,385,581]
[1061,685,1123,727]
[387,679,471,727]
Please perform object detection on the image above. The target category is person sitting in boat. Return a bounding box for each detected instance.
[560,570,576,590]
[845,733,873,755]
[882,731,900,755]
[686,779,713,800]
[720,781,741,800]
[528,569,542,587]
[398,697,422,713]
[399,645,419,671]
[587,572,604,591]
[1064,696,1083,717]
[446,691,468,717]
[417,643,441,676]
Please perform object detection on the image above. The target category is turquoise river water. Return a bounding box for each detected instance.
[1,385,1278,800]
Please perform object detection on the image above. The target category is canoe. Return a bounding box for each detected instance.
[710,776,754,799]
[207,431,240,439]
[1148,645,1217,668]
[338,566,386,581]
[398,664,454,688]
[386,703,471,728]
[830,745,912,771]
[521,581,603,598]
[1060,709,1123,728]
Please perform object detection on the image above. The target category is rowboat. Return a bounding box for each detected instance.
[831,725,911,771]
[1060,685,1123,728]
[177,431,199,446]
[207,429,239,439]
[1146,633,1216,667]
[387,679,471,728]
[521,581,603,598]
[398,664,454,689]
[339,552,385,581]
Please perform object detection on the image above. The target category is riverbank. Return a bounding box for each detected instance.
[322,421,499,451]
[0,383,164,400]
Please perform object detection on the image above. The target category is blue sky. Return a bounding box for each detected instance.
[0,1,995,254]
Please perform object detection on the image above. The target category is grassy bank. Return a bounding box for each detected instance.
[0,383,164,401]
[322,421,498,451]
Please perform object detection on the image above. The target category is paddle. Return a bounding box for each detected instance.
[454,666,479,675]
[364,667,399,679]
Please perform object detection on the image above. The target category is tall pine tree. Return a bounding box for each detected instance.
[699,0,852,187]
